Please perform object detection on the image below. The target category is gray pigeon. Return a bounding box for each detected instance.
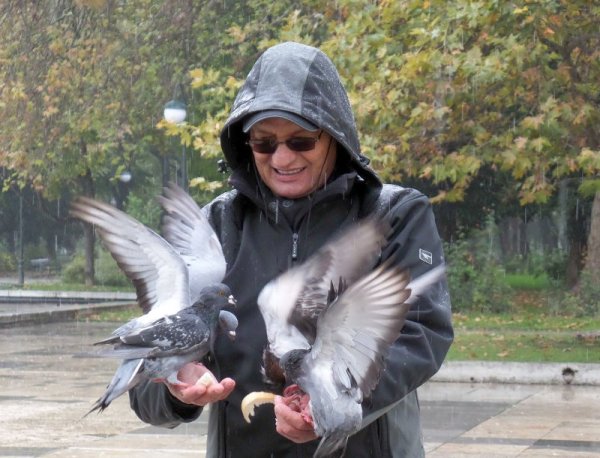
[93,282,236,388]
[257,218,390,377]
[70,184,230,413]
[241,218,446,457]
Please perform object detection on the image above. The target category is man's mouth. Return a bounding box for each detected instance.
[275,167,304,176]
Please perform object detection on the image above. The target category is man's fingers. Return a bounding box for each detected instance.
[274,401,314,431]
[166,378,235,406]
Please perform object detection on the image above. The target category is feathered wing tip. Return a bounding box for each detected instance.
[314,433,349,458]
[158,181,212,247]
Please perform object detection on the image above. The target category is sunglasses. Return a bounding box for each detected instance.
[246,131,323,154]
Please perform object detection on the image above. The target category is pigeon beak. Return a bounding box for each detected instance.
[228,295,237,307]
[227,329,237,341]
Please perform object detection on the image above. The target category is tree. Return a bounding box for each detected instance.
[0,0,219,284]
[184,0,599,284]
[1,0,598,287]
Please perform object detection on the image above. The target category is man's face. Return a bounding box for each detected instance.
[249,118,337,199]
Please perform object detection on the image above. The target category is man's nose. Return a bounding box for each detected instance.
[270,143,298,163]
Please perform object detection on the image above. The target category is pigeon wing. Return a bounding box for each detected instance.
[257,265,315,359]
[257,217,390,360]
[310,262,411,400]
[289,217,390,342]
[158,183,226,302]
[70,197,189,316]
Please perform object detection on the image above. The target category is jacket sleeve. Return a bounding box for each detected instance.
[361,187,453,423]
[128,380,202,428]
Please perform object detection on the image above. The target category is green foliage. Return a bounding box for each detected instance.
[0,247,16,272]
[558,269,600,317]
[503,250,568,284]
[445,235,513,314]
[542,250,569,284]
[24,239,49,264]
[94,249,130,287]
[1,1,599,288]
[61,252,86,284]
[445,216,513,313]
[61,246,129,287]
[503,273,551,290]
[124,194,161,231]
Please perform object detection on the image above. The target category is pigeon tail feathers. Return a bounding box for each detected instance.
[84,358,143,416]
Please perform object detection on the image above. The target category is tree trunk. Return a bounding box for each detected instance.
[83,222,95,287]
[584,191,600,281]
[79,146,96,287]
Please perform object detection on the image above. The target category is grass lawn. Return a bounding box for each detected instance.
[449,291,600,363]
[448,330,599,363]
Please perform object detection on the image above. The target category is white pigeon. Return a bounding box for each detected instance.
[240,217,446,457]
[70,184,228,413]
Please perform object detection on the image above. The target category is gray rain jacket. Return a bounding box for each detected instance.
[129,42,453,457]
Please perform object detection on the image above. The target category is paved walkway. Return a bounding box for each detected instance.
[2,298,600,457]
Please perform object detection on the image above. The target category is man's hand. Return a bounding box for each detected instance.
[274,395,318,443]
[163,362,235,407]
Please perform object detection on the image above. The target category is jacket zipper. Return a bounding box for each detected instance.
[291,232,299,261]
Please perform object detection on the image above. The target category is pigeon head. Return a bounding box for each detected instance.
[279,348,310,382]
[219,309,238,340]
[195,283,237,310]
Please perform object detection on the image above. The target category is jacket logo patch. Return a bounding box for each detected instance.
[419,248,433,265]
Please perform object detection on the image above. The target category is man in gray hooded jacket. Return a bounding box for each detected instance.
[129,41,453,457]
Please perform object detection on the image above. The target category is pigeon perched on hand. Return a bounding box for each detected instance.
[240,218,446,458]
[70,184,231,413]
[93,282,236,385]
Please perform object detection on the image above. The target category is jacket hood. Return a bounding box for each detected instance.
[219,41,381,188]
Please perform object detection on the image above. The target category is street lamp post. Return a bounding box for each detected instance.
[17,192,24,286]
[163,99,188,191]
[117,170,132,210]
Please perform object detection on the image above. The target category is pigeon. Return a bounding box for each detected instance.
[71,184,226,330]
[70,184,230,413]
[240,217,446,458]
[562,366,577,384]
[92,283,236,388]
[257,218,389,386]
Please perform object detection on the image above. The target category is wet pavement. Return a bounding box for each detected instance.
[2,319,600,456]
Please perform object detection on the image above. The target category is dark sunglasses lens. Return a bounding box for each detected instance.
[286,138,317,152]
[251,140,277,154]
[248,136,319,154]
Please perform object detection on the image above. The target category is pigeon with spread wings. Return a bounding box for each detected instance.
[257,218,389,387]
[241,218,445,458]
[70,184,232,414]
